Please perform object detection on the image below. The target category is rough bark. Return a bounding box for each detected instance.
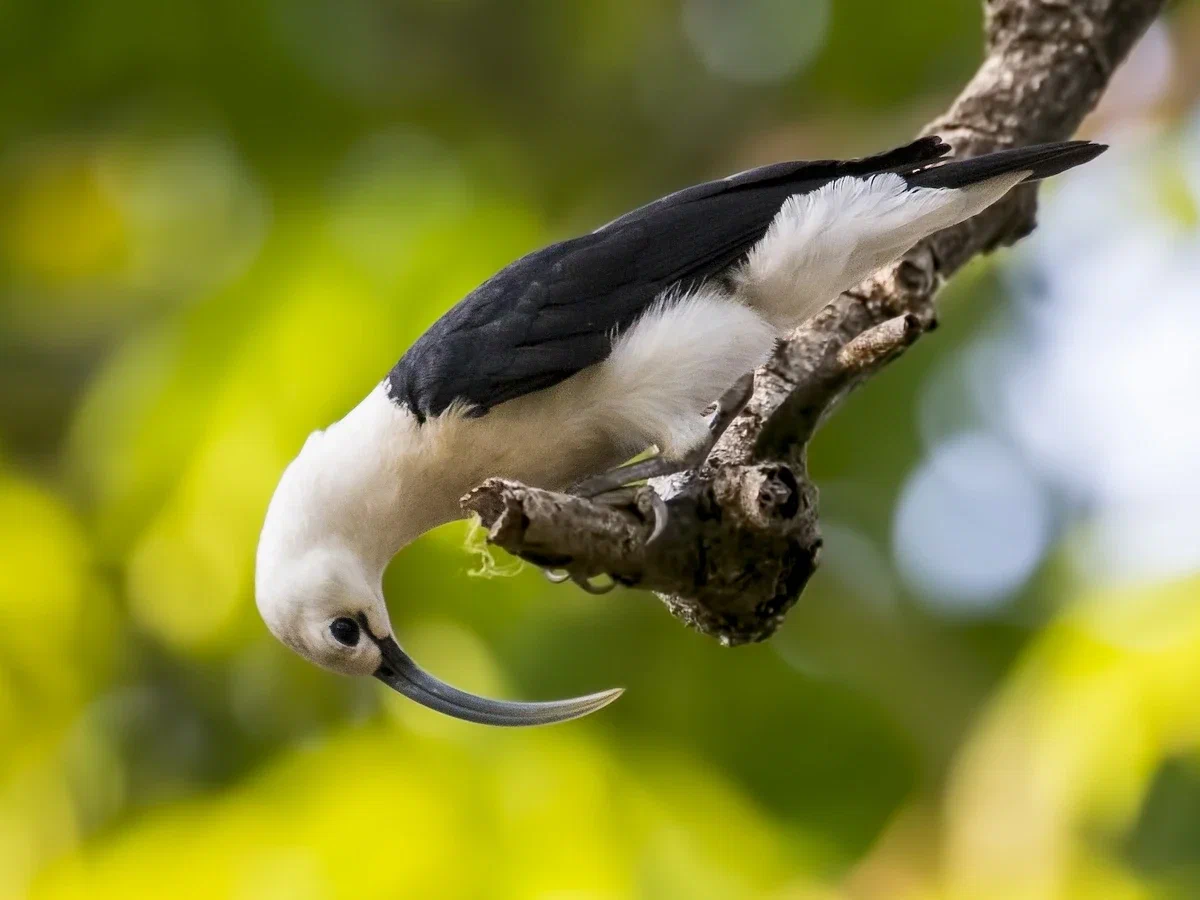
[462,0,1166,645]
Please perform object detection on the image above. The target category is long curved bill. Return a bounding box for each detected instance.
[372,634,622,726]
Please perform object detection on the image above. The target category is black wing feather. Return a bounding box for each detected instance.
[388,137,954,420]
[904,140,1105,189]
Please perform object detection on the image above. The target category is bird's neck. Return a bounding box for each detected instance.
[319,384,465,574]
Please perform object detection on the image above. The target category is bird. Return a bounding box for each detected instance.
[255,136,1106,726]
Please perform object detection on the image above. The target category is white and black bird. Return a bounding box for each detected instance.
[256,136,1105,726]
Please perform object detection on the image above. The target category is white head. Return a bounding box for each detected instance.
[256,539,391,677]
[255,406,621,726]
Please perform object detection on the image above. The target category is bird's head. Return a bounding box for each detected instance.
[255,541,392,677]
[255,425,621,726]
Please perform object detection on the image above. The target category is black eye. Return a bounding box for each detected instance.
[329,617,360,647]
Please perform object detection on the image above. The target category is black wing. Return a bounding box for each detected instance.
[388,136,953,421]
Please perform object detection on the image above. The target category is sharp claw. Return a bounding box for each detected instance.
[645,490,669,544]
[572,574,615,595]
[545,567,615,594]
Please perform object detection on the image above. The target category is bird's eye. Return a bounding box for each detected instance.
[329,617,360,647]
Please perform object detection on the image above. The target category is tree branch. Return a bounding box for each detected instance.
[462,0,1165,645]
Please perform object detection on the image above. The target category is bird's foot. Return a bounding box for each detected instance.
[544,374,756,592]
[567,373,755,543]
[543,568,616,594]
[541,487,666,592]
[569,482,670,545]
[571,460,687,504]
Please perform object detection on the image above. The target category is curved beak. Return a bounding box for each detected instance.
[371,633,622,726]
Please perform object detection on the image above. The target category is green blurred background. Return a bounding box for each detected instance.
[2,0,1200,897]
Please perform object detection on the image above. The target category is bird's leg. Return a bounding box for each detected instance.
[698,369,757,455]
[544,375,754,588]
[566,372,755,545]
[571,372,755,498]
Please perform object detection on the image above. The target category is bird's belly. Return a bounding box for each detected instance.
[449,407,630,497]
